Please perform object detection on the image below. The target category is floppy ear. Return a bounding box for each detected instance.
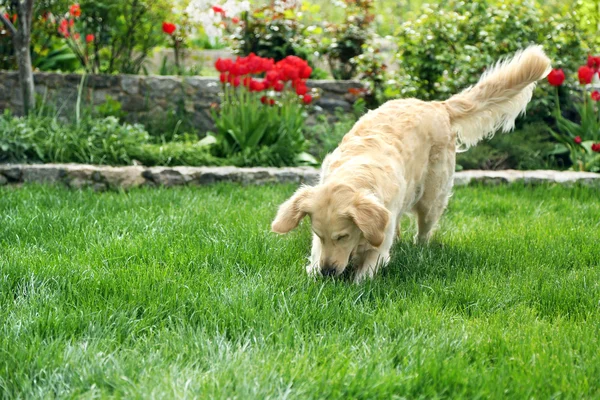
[349,194,390,247]
[271,186,314,234]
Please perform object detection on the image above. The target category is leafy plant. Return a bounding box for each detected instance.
[394,0,589,123]
[209,53,317,167]
[321,0,375,80]
[547,59,600,172]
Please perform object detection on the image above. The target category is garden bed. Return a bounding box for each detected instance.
[1,164,600,190]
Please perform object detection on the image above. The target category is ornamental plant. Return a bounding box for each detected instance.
[209,53,317,166]
[548,55,600,172]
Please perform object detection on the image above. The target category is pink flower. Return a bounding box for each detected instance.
[574,136,582,144]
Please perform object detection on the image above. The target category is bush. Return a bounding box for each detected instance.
[0,111,218,166]
[395,0,588,122]
[455,123,562,170]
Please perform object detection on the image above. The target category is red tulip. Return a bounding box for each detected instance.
[219,73,227,84]
[269,99,275,106]
[58,19,70,37]
[574,136,582,144]
[578,66,595,84]
[69,4,81,17]
[85,34,94,43]
[273,81,284,92]
[302,94,313,104]
[592,143,600,153]
[215,58,232,73]
[162,22,176,35]
[212,5,226,15]
[260,95,268,104]
[587,55,600,71]
[547,69,565,87]
[232,76,240,87]
[592,91,600,101]
[295,83,308,96]
[301,66,313,79]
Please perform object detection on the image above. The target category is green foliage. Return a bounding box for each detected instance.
[321,0,375,80]
[229,6,317,62]
[210,87,312,167]
[0,112,149,165]
[305,100,366,161]
[550,88,600,172]
[130,141,222,166]
[394,0,588,121]
[456,123,562,170]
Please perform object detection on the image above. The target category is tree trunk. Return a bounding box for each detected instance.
[14,36,35,115]
[1,0,35,115]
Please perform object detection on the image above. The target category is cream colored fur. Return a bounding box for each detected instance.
[272,46,551,282]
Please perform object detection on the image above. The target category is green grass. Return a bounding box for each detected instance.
[1,183,599,398]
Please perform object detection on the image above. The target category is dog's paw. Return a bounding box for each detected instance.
[353,266,376,284]
[306,263,320,277]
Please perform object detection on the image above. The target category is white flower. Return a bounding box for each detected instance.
[185,0,250,39]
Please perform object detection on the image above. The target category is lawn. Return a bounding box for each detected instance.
[1,183,599,398]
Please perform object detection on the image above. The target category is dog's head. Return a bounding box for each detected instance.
[271,183,390,276]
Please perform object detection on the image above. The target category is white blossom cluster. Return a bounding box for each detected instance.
[185,0,250,39]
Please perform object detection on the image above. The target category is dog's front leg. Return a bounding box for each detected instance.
[353,225,395,283]
[306,234,321,277]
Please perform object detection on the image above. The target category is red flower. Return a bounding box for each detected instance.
[269,99,275,106]
[592,91,600,101]
[249,79,265,92]
[58,19,70,37]
[295,83,308,96]
[232,17,240,24]
[219,72,227,83]
[578,66,595,85]
[273,81,284,92]
[69,4,81,17]
[592,143,600,153]
[215,58,233,73]
[302,94,313,104]
[587,55,600,71]
[74,33,80,40]
[212,5,226,15]
[69,19,74,27]
[232,76,240,87]
[547,69,565,87]
[85,34,94,43]
[260,95,268,104]
[574,136,582,144]
[162,22,176,35]
[300,66,313,79]
[3,13,16,23]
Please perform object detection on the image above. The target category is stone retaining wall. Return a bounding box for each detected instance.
[0,71,364,132]
[1,164,599,190]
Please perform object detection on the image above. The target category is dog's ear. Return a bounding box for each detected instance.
[349,193,390,247]
[271,186,314,234]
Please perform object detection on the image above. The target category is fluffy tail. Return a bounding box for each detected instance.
[443,45,551,147]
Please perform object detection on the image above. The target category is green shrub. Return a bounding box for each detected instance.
[394,0,588,122]
[0,112,149,165]
[456,123,562,170]
[131,141,221,166]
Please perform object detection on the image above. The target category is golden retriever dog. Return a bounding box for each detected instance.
[272,46,551,282]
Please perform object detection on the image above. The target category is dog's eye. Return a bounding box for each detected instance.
[336,234,349,241]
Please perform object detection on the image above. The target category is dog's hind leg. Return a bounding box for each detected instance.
[414,154,455,243]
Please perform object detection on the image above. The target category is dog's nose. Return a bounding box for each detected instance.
[321,266,337,277]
